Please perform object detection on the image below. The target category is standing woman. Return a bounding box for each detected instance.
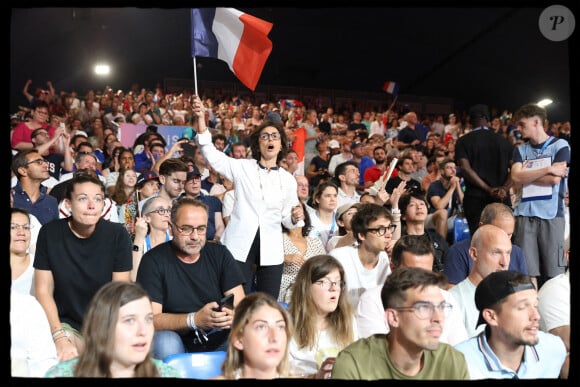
[307,182,339,251]
[278,201,327,303]
[45,281,180,377]
[288,255,357,378]
[194,95,304,300]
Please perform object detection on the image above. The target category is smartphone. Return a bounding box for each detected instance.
[181,142,197,157]
[214,294,234,312]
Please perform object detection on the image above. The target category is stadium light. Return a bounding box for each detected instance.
[537,98,553,107]
[94,63,111,76]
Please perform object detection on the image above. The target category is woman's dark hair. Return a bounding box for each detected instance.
[249,120,288,163]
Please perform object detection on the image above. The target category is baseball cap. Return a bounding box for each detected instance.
[475,270,535,327]
[335,203,361,222]
[136,170,159,187]
[186,165,202,181]
[351,141,363,149]
[329,139,340,149]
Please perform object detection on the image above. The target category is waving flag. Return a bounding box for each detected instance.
[279,99,304,109]
[382,80,400,96]
[191,8,273,91]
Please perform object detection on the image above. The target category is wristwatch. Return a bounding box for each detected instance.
[133,244,140,252]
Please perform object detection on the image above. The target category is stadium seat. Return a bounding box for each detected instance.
[163,351,227,379]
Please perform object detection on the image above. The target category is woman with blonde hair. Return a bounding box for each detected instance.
[45,281,180,377]
[288,255,358,379]
[215,292,293,379]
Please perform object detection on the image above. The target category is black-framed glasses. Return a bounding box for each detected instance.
[147,207,171,216]
[26,159,49,166]
[392,301,453,320]
[259,132,281,141]
[367,224,397,236]
[175,224,208,235]
[314,279,345,290]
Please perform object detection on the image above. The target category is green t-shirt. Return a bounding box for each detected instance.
[332,334,469,380]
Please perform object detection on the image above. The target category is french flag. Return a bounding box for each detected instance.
[279,99,304,109]
[382,80,400,96]
[191,8,273,91]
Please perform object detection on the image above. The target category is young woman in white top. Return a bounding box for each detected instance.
[288,255,358,379]
[307,182,339,251]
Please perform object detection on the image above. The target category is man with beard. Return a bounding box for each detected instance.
[136,198,245,359]
[363,146,389,189]
[455,270,567,379]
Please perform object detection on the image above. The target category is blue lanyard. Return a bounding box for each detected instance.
[536,136,553,157]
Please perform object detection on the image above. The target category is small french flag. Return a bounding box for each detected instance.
[279,99,304,109]
[191,8,273,91]
[382,81,400,96]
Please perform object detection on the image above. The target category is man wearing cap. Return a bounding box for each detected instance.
[454,103,514,236]
[454,270,567,379]
[326,202,363,251]
[136,170,160,215]
[328,137,353,176]
[179,166,225,242]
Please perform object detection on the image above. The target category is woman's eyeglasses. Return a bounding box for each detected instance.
[147,207,171,216]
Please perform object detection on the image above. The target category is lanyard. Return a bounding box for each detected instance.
[535,136,553,157]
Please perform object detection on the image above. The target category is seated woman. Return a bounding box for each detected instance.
[10,208,35,295]
[214,292,293,380]
[45,281,180,377]
[307,182,339,251]
[278,201,326,303]
[288,255,358,379]
[131,196,173,282]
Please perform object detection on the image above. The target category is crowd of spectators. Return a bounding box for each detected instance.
[10,79,571,379]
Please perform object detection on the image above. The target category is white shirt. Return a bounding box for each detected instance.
[329,245,391,308]
[10,291,58,377]
[289,320,359,376]
[337,187,360,209]
[449,277,484,338]
[199,130,300,265]
[538,270,570,332]
[355,285,468,345]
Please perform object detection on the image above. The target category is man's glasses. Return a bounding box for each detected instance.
[147,207,171,216]
[367,224,397,236]
[11,223,32,231]
[314,279,345,290]
[259,132,281,141]
[26,159,49,166]
[175,224,208,235]
[392,301,453,320]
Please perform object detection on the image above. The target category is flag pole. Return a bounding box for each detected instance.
[387,94,398,112]
[193,56,198,95]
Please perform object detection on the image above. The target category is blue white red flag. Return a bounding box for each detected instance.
[382,81,400,96]
[191,8,273,91]
[279,99,304,109]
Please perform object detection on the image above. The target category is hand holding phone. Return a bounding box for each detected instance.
[213,294,234,312]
